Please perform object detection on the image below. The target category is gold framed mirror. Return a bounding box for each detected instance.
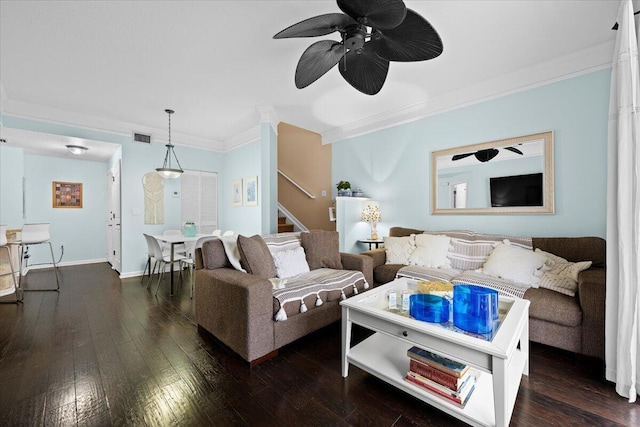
[431,131,554,214]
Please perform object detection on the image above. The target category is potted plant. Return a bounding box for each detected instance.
[336,180,351,197]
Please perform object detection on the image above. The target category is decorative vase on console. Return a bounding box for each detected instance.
[184,221,196,237]
[360,203,382,240]
[336,180,351,197]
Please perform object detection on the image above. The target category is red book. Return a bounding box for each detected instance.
[409,359,469,391]
[405,372,475,408]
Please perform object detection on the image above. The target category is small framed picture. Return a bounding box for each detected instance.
[231,179,243,207]
[329,207,336,221]
[243,176,258,207]
[53,181,83,208]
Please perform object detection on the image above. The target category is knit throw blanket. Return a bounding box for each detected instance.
[273,268,368,321]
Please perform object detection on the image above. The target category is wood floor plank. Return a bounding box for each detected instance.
[1,262,638,426]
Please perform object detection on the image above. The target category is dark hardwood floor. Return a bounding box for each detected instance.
[0,263,638,426]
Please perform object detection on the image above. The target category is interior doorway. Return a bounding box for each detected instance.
[106,161,121,273]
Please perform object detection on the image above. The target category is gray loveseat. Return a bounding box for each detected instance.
[194,231,373,366]
[363,227,606,360]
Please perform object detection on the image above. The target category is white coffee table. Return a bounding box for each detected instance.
[340,277,529,427]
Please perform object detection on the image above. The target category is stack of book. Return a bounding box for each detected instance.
[405,346,476,408]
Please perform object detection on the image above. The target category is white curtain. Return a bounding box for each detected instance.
[606,0,640,402]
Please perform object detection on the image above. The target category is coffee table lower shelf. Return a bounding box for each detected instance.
[347,332,524,427]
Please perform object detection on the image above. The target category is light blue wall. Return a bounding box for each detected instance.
[1,114,227,276]
[222,139,263,236]
[333,69,610,240]
[0,146,25,228]
[121,139,224,274]
[23,154,107,265]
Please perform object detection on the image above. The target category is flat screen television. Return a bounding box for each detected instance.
[490,173,543,207]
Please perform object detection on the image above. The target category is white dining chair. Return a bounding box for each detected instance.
[222,230,234,237]
[211,229,222,237]
[0,224,21,303]
[143,234,190,296]
[182,235,219,298]
[18,223,60,292]
[141,233,168,287]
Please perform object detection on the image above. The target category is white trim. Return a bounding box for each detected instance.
[256,105,279,135]
[321,41,614,144]
[223,125,260,151]
[278,169,315,199]
[277,203,308,232]
[2,99,226,150]
[1,40,615,151]
[21,258,107,275]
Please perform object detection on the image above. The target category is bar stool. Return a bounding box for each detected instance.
[18,223,60,292]
[0,224,21,303]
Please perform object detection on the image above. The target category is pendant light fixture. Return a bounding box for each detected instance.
[156,109,183,179]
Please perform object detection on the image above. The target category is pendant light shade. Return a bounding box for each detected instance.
[156,109,183,179]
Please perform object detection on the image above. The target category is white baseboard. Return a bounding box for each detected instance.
[21,258,108,275]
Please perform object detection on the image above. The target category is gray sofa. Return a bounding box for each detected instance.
[193,231,373,366]
[362,227,606,360]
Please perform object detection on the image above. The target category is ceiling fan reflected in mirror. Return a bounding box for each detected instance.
[451,147,524,163]
[273,0,443,95]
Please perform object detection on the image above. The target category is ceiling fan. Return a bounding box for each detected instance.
[452,147,524,163]
[273,0,443,95]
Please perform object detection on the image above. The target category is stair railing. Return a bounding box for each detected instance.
[278,203,308,232]
[278,169,315,199]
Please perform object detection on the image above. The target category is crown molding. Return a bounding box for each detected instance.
[223,125,260,151]
[256,105,279,135]
[1,98,226,150]
[320,41,614,144]
[1,40,615,153]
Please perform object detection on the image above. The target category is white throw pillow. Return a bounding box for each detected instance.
[272,247,310,279]
[408,234,452,268]
[384,235,416,265]
[481,240,547,286]
[534,249,592,296]
[220,235,246,272]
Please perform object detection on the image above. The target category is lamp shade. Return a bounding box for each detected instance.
[361,204,381,223]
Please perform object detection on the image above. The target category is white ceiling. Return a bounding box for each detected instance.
[0,0,621,158]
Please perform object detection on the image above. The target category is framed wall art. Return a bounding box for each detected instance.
[53,181,83,208]
[231,179,243,207]
[243,176,258,207]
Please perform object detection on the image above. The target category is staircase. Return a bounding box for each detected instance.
[278,216,294,233]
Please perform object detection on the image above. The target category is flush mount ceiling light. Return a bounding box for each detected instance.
[66,145,89,156]
[156,109,183,179]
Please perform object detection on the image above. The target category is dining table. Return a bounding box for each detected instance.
[151,233,209,296]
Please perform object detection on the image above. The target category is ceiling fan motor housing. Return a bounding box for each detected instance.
[344,24,367,52]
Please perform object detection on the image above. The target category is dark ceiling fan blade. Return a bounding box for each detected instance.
[338,43,389,95]
[295,40,345,89]
[337,0,407,29]
[452,153,474,161]
[504,146,523,155]
[273,13,356,38]
[475,149,499,162]
[370,9,443,62]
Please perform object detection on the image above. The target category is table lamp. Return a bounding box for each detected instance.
[361,203,382,240]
